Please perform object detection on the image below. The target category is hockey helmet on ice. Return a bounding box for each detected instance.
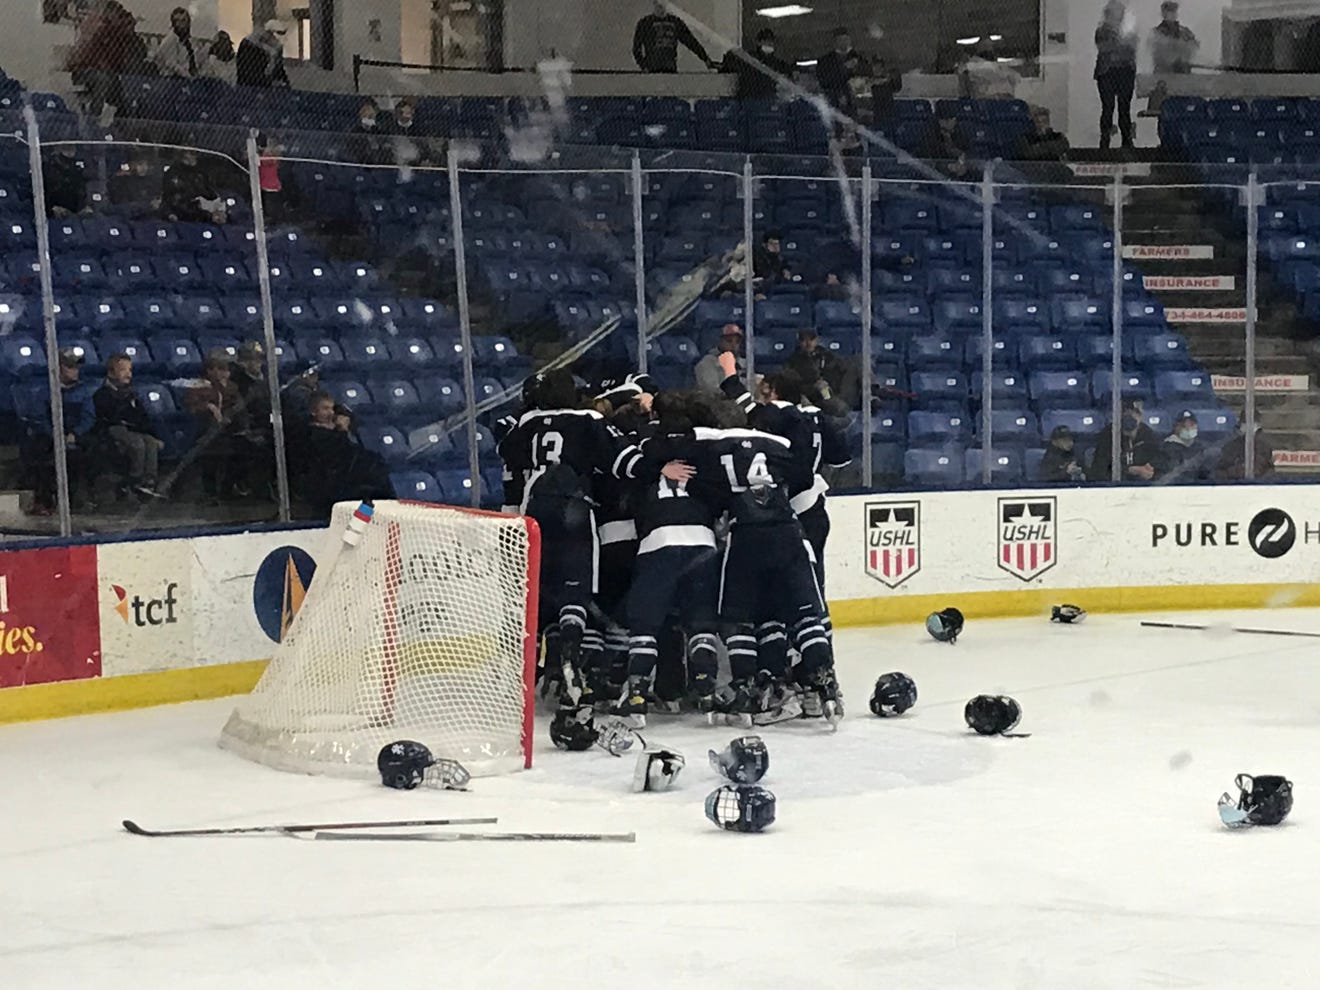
[869,672,918,717]
[378,740,435,790]
[705,784,776,833]
[1218,773,1293,828]
[926,607,964,643]
[708,735,769,784]
[633,748,686,792]
[549,708,599,751]
[964,695,1022,736]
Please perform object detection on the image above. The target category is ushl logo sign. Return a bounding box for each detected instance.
[865,501,920,588]
[997,497,1057,582]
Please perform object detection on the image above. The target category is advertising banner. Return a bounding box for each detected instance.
[0,545,100,688]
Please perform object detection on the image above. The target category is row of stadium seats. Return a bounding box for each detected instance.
[856,405,1233,447]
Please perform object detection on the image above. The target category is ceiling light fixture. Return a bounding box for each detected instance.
[756,4,814,18]
[955,36,981,46]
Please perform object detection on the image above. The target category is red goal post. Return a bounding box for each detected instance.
[221,500,540,778]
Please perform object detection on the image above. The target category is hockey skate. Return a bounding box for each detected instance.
[751,672,804,726]
[610,676,649,729]
[707,679,759,729]
[810,668,844,729]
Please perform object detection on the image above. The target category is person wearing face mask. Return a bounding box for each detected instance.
[633,1,715,73]
[1088,398,1165,482]
[351,98,389,164]
[721,28,794,101]
[1039,426,1087,483]
[1162,410,1213,482]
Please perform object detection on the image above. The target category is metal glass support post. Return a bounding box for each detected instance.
[631,150,649,373]
[1110,171,1125,484]
[860,162,874,488]
[980,164,995,485]
[743,157,756,389]
[447,149,481,508]
[246,130,291,521]
[1245,171,1259,479]
[25,106,71,536]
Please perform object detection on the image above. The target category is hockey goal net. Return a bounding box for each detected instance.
[220,500,540,777]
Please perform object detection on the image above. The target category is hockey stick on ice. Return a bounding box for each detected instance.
[1140,621,1320,639]
[122,817,498,838]
[313,830,636,843]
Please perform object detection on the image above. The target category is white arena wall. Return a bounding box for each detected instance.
[2,484,1318,723]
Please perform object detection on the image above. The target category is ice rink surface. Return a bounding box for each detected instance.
[4,607,1319,990]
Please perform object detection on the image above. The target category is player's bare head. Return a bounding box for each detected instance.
[709,398,748,430]
[532,368,580,410]
[655,389,695,430]
[612,403,650,436]
[764,370,803,405]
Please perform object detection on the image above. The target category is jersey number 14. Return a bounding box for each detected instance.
[720,452,774,492]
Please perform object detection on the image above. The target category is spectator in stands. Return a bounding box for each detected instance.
[753,230,791,291]
[204,30,237,85]
[1039,425,1087,482]
[231,340,271,426]
[1161,410,1214,482]
[350,98,389,164]
[282,364,322,425]
[93,352,166,500]
[722,28,794,101]
[387,99,440,167]
[694,324,745,392]
[920,107,974,179]
[109,154,162,217]
[257,133,285,221]
[66,0,147,121]
[1149,1,1199,74]
[1089,398,1165,482]
[152,6,206,78]
[237,20,289,88]
[22,348,97,515]
[43,146,91,217]
[785,329,851,414]
[161,148,225,223]
[290,391,394,515]
[632,1,715,73]
[185,350,252,501]
[817,28,864,116]
[1094,0,1138,150]
[1215,421,1275,480]
[1011,106,1073,186]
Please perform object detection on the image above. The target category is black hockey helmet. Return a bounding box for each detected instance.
[869,671,918,717]
[709,735,769,784]
[549,708,599,751]
[1219,773,1293,828]
[1051,603,1087,624]
[705,784,776,833]
[926,606,964,643]
[378,740,435,789]
[964,694,1022,735]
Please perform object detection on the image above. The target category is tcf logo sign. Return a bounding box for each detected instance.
[111,582,180,627]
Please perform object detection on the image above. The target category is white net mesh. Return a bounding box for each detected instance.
[220,500,537,778]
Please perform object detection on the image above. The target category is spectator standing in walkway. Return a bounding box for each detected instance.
[237,20,289,88]
[723,28,794,101]
[93,352,165,499]
[633,2,715,73]
[1094,0,1138,149]
[66,0,147,120]
[152,6,205,78]
[1149,1,1199,74]
[817,28,866,116]
[694,324,745,392]
[204,31,237,85]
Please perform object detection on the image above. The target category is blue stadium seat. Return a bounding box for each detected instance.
[55,258,108,290]
[1133,333,1191,368]
[1039,268,1094,295]
[971,370,1029,406]
[434,468,486,506]
[136,382,176,420]
[910,370,968,408]
[904,448,965,487]
[341,337,393,374]
[814,300,863,333]
[0,335,45,377]
[150,336,202,376]
[877,297,931,332]
[1122,299,1166,333]
[927,268,977,295]
[1020,335,1075,369]
[932,295,984,334]
[1052,296,1108,332]
[1041,408,1104,441]
[1154,370,1215,404]
[323,379,373,414]
[1030,370,1091,408]
[273,298,320,334]
[1077,334,1115,367]
[407,427,456,469]
[1188,406,1236,441]
[388,337,438,371]
[983,409,1040,446]
[156,254,205,290]
[1091,369,1151,404]
[358,423,409,465]
[907,336,961,369]
[298,338,347,373]
[413,375,465,417]
[373,378,422,418]
[965,448,1024,485]
[390,470,443,503]
[757,298,812,330]
[908,410,972,445]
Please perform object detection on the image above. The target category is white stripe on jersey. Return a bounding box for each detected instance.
[516,407,604,427]
[598,519,638,545]
[638,524,717,555]
[692,426,792,447]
